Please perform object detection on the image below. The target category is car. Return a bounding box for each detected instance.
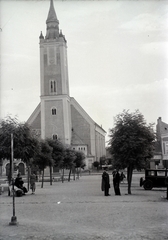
[140,169,168,190]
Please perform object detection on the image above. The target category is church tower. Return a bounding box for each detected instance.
[27,0,106,170]
[39,0,71,144]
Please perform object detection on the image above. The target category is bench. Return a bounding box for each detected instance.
[0,183,9,194]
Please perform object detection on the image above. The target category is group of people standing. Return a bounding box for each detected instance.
[101,168,125,196]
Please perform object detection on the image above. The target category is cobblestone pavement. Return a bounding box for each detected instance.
[0,174,168,240]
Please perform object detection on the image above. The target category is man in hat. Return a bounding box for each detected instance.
[113,169,121,195]
[101,168,110,196]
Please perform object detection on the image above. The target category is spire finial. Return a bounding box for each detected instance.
[45,0,59,39]
[39,31,44,39]
[46,0,58,24]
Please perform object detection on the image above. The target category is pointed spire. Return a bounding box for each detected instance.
[46,0,59,24]
[45,0,59,39]
[39,31,44,39]
[59,30,67,43]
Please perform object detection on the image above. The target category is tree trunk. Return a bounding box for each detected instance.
[73,167,75,181]
[62,168,64,183]
[49,165,52,186]
[9,157,12,185]
[68,168,72,182]
[127,166,133,194]
[27,165,30,191]
[41,169,44,188]
[76,168,78,180]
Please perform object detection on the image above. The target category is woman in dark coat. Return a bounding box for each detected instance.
[15,173,27,194]
[15,173,24,189]
[101,168,110,196]
[113,170,121,195]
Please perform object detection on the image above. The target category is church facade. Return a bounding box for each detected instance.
[27,0,106,170]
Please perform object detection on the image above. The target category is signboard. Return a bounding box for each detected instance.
[153,155,162,160]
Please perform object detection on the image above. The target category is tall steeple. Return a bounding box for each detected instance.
[45,0,59,39]
[39,0,71,143]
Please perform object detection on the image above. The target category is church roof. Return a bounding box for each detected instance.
[70,97,106,134]
[71,130,86,145]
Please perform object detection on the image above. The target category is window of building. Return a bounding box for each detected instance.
[57,53,60,65]
[52,108,57,115]
[163,141,168,155]
[53,134,58,140]
[50,80,57,94]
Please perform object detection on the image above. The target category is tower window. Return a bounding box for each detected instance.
[50,80,57,94]
[57,53,60,65]
[52,108,57,115]
[53,134,58,140]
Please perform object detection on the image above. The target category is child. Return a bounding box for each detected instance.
[30,172,36,194]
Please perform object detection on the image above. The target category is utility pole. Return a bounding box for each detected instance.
[9,133,18,225]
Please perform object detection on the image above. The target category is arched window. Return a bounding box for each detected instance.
[53,134,58,140]
[52,108,56,115]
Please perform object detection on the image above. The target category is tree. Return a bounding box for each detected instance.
[60,148,76,183]
[33,140,52,188]
[93,161,99,171]
[99,156,106,166]
[0,116,39,184]
[47,139,65,168]
[73,151,86,180]
[108,110,155,194]
[47,139,65,185]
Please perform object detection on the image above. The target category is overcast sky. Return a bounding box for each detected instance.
[1,0,168,143]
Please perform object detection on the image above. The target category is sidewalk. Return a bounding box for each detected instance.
[0,174,168,240]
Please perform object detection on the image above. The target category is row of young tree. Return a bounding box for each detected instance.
[0,116,86,188]
[0,109,156,194]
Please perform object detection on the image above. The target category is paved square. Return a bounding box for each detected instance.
[0,174,168,240]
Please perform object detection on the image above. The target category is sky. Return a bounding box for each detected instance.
[0,0,168,144]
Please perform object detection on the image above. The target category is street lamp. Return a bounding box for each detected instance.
[9,133,18,226]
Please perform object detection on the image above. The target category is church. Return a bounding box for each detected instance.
[27,0,106,170]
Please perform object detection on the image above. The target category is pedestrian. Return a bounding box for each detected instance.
[15,172,24,189]
[113,170,121,195]
[14,172,27,195]
[30,172,36,194]
[120,172,126,183]
[101,168,110,196]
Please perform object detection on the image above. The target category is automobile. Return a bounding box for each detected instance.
[140,169,168,190]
